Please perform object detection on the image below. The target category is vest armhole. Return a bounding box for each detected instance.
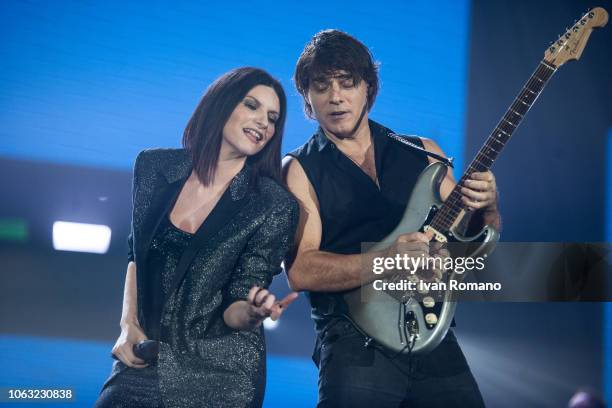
[283,153,322,215]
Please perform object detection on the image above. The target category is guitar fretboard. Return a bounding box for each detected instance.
[430,60,557,233]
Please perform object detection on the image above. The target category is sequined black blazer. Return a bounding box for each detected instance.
[105,148,299,407]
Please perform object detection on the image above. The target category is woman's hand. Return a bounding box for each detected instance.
[112,321,149,368]
[223,286,299,331]
[246,286,298,325]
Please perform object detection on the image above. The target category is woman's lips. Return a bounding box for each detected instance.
[244,128,263,143]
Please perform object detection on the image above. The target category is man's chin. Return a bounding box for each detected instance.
[323,124,355,139]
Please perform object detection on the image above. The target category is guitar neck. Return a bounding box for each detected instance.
[431,60,557,233]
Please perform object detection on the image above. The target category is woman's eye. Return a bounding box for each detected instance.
[268,116,277,124]
[244,101,257,110]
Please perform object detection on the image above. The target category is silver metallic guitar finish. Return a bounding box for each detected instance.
[343,163,499,355]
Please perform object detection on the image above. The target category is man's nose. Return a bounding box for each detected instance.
[329,81,343,104]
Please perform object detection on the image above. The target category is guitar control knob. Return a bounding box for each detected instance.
[425,313,438,325]
[423,297,435,308]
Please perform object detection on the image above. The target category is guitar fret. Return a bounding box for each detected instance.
[511,102,529,115]
[505,110,522,124]
[492,132,508,143]
[525,88,536,95]
[509,108,523,117]
[502,118,517,127]
[499,123,514,134]
[478,157,493,167]
[489,140,504,151]
[518,99,530,107]
[521,93,535,103]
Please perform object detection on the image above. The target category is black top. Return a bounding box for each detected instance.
[143,214,193,341]
[287,120,429,332]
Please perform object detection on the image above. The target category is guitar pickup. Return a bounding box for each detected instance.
[423,225,448,243]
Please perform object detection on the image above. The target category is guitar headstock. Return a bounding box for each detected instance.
[544,7,608,68]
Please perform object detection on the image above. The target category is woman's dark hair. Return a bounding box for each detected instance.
[182,67,287,185]
[294,29,379,118]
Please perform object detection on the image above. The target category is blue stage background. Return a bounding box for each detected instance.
[1,0,610,406]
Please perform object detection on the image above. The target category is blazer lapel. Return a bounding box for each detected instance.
[135,150,192,279]
[166,163,253,300]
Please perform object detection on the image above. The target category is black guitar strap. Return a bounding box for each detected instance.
[387,133,454,168]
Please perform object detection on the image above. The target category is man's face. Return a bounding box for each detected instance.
[306,71,368,139]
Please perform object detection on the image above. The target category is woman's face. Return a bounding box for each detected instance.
[221,85,280,159]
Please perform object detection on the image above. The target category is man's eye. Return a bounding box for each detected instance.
[341,79,355,88]
[314,82,329,91]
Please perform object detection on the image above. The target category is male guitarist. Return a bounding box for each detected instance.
[283,29,501,407]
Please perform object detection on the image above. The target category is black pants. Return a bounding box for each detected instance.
[316,320,485,408]
[94,362,164,408]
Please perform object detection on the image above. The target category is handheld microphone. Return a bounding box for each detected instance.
[111,340,159,364]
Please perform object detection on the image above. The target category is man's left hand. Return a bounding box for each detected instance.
[460,171,498,212]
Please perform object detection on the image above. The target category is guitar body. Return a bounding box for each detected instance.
[343,162,499,354]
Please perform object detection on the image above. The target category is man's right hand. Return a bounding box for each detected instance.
[112,322,149,368]
[383,232,448,283]
[383,232,431,263]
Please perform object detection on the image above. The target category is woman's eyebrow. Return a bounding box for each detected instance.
[246,94,279,116]
[244,95,260,105]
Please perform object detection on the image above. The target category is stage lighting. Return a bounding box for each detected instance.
[52,221,112,254]
[263,318,278,330]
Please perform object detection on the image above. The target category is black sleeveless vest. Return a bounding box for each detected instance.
[287,120,430,332]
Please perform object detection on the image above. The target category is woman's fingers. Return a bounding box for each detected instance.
[262,294,276,311]
[277,292,299,308]
[247,288,299,324]
[113,343,147,368]
[270,292,299,321]
[247,286,260,304]
[247,286,273,308]
[254,289,270,307]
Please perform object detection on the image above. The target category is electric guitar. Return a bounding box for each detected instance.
[343,7,608,355]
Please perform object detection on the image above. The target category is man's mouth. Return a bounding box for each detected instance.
[244,128,264,143]
[329,111,349,119]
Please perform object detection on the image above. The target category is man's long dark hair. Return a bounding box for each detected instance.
[294,29,379,118]
[182,67,287,186]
